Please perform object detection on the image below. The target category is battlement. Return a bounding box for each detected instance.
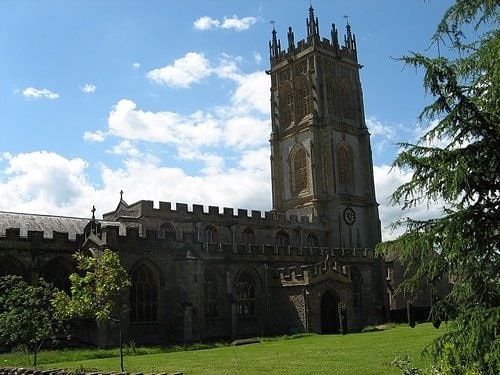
[0,228,77,241]
[108,200,320,225]
[278,254,351,286]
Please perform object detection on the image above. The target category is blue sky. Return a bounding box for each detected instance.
[0,0,455,240]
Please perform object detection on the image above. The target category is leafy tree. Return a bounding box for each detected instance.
[0,275,66,367]
[53,248,131,371]
[53,249,130,322]
[378,0,499,373]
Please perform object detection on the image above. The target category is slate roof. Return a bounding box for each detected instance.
[0,211,124,240]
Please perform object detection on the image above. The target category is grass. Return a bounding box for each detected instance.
[1,323,441,374]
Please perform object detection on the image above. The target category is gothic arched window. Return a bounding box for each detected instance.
[326,74,337,116]
[306,232,320,249]
[276,230,290,247]
[294,75,312,122]
[158,222,176,241]
[236,271,257,316]
[291,146,309,194]
[0,256,26,280]
[278,83,293,129]
[130,263,159,323]
[337,142,354,189]
[41,257,74,293]
[242,227,255,245]
[341,78,354,119]
[204,225,218,244]
[351,267,363,308]
[204,269,221,319]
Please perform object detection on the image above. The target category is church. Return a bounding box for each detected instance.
[0,7,386,345]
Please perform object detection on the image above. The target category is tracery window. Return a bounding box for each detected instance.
[294,75,312,122]
[242,227,255,245]
[326,74,337,116]
[0,256,26,279]
[292,147,309,194]
[204,225,218,244]
[236,272,257,316]
[351,267,363,308]
[341,79,354,119]
[276,230,290,247]
[158,222,175,241]
[306,232,320,248]
[41,257,73,293]
[130,264,159,323]
[278,83,293,129]
[204,269,220,318]
[337,143,354,189]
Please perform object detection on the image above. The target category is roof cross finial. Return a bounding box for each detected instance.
[91,205,96,220]
[120,190,124,200]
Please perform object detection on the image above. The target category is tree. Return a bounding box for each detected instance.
[0,276,66,367]
[377,1,499,373]
[53,248,131,371]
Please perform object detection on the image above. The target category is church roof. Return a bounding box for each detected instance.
[0,211,123,240]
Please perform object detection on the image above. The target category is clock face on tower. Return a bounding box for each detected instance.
[343,207,356,225]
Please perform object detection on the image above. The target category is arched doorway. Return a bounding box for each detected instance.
[321,291,339,334]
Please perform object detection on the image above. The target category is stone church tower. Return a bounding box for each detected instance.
[269,6,381,251]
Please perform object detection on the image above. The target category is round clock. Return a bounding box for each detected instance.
[343,207,355,225]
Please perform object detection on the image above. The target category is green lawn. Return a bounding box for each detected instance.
[1,323,441,374]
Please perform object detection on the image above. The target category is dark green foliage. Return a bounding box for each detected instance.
[0,275,66,367]
[377,1,499,373]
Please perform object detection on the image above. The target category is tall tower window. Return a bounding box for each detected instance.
[341,78,354,119]
[337,142,354,190]
[295,75,312,122]
[326,74,337,117]
[278,83,293,129]
[291,146,309,194]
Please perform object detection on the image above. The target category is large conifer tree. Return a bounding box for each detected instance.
[378,1,499,373]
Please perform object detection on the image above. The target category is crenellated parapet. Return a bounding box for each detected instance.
[104,199,322,227]
[278,254,351,286]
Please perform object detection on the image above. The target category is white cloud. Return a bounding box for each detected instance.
[194,15,257,31]
[21,87,59,99]
[108,99,222,150]
[374,164,444,241]
[83,130,107,142]
[220,16,257,31]
[0,151,93,215]
[193,16,220,30]
[81,83,97,94]
[132,62,141,70]
[0,149,271,218]
[230,71,269,114]
[110,140,140,157]
[146,52,211,88]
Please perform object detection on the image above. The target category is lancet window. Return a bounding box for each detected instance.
[130,263,159,323]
